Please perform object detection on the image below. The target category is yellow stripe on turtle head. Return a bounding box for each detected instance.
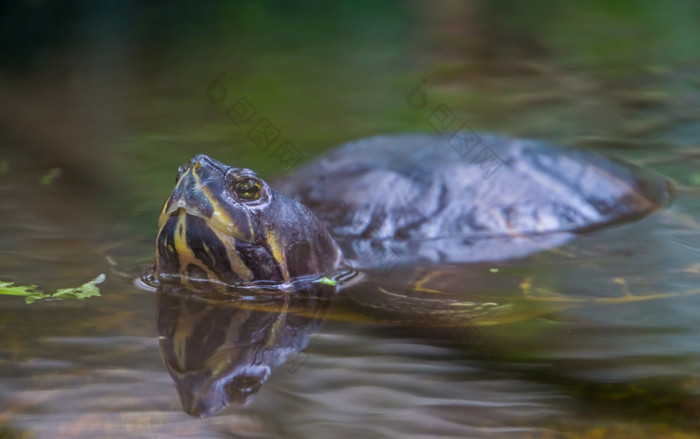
[265,227,289,281]
[172,210,221,283]
[199,182,255,242]
[210,226,255,282]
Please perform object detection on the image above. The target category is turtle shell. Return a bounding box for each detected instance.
[277,133,672,268]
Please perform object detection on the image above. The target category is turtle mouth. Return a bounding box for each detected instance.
[165,201,209,222]
[160,198,247,241]
[164,204,239,240]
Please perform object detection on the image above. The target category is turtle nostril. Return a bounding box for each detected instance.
[176,162,190,183]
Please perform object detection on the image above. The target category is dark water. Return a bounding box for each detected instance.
[2,2,700,438]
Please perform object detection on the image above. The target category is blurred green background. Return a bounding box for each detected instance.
[2,0,700,242]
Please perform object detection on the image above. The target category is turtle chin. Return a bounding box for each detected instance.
[155,209,244,285]
[155,213,181,279]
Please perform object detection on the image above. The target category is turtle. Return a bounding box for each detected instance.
[150,133,683,417]
[153,132,671,287]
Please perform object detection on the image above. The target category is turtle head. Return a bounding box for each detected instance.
[155,154,344,285]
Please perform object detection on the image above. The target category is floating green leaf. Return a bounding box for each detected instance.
[0,274,105,304]
[0,282,48,303]
[39,167,62,185]
[52,274,105,300]
[316,276,338,286]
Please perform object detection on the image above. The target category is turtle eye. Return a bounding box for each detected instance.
[234,178,262,201]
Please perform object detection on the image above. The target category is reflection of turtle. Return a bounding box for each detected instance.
[156,282,334,418]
